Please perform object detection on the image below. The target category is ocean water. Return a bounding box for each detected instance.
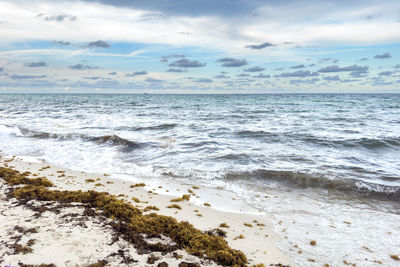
[1,93,399,266]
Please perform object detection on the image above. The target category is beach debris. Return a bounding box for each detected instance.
[244,223,253,227]
[203,202,211,207]
[85,179,95,183]
[310,240,317,246]
[192,186,200,189]
[147,254,160,264]
[87,260,108,267]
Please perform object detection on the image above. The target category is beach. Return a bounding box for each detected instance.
[0,153,296,266]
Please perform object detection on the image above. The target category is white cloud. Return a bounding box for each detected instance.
[0,0,399,54]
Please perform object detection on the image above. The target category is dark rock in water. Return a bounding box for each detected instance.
[158,262,168,267]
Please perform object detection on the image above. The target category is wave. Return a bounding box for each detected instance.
[1,125,142,151]
[223,169,400,201]
[89,135,140,149]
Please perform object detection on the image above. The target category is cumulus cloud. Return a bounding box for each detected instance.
[394,64,400,69]
[125,71,147,77]
[83,76,101,80]
[145,77,163,83]
[39,14,77,22]
[244,66,265,72]
[0,67,4,72]
[290,78,319,84]
[378,71,393,76]
[24,62,47,67]
[10,74,46,79]
[194,78,213,83]
[169,59,206,68]
[290,64,305,69]
[167,68,186,72]
[214,74,229,78]
[254,73,270,78]
[217,58,247,67]
[236,73,250,77]
[87,40,110,48]
[245,42,275,49]
[318,65,368,73]
[53,40,71,46]
[276,70,319,78]
[108,72,117,75]
[374,53,391,59]
[69,64,98,70]
[323,75,340,81]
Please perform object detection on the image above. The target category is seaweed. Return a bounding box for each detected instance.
[144,206,160,212]
[167,204,182,210]
[18,264,56,267]
[170,194,191,202]
[203,203,211,207]
[87,260,108,267]
[310,240,317,246]
[244,223,253,227]
[130,183,146,188]
[131,197,141,203]
[85,179,95,183]
[0,167,53,187]
[0,167,247,266]
[390,254,399,260]
[219,223,229,228]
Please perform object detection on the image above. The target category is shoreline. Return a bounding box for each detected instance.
[0,153,296,266]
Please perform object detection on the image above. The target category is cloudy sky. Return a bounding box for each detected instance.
[0,0,399,93]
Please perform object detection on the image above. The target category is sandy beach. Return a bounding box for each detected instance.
[0,153,296,266]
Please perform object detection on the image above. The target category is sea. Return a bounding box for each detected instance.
[0,93,399,266]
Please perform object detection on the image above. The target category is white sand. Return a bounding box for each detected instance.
[0,154,296,266]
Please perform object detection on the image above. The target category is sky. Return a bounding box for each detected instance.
[0,0,399,93]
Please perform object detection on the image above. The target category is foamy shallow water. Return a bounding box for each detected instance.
[1,93,399,266]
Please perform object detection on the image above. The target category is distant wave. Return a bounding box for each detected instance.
[116,123,177,132]
[224,169,400,201]
[236,129,400,150]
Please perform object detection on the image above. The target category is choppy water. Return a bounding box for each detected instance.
[1,93,399,266]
